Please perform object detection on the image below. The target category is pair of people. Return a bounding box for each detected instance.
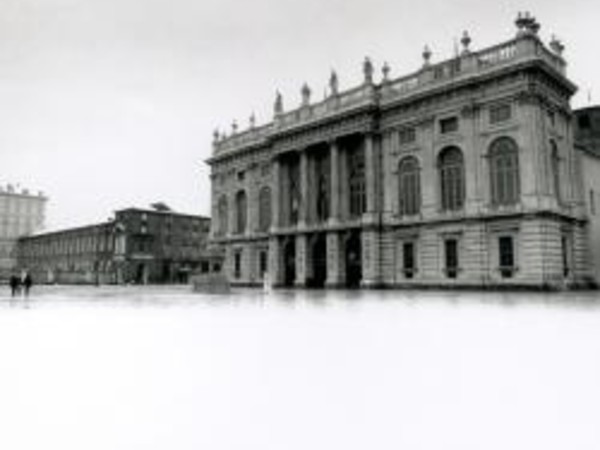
[9,272,33,298]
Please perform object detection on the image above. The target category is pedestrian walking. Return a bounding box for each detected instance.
[9,274,20,297]
[22,272,33,297]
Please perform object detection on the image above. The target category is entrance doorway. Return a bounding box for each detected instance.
[345,231,362,288]
[283,239,296,287]
[309,234,327,288]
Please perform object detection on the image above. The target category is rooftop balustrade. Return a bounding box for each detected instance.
[211,13,568,158]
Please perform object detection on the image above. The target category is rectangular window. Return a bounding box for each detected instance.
[489,104,511,124]
[444,238,459,278]
[398,127,416,145]
[234,251,242,279]
[440,117,458,134]
[561,236,570,278]
[259,250,268,276]
[403,242,416,279]
[498,236,515,278]
[578,114,591,130]
[237,171,245,181]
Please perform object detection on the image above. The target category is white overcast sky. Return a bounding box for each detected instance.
[0,0,597,230]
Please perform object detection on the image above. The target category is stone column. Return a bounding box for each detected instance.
[361,229,380,287]
[295,234,308,287]
[299,150,309,228]
[329,140,340,225]
[271,158,281,231]
[364,133,377,222]
[326,231,344,287]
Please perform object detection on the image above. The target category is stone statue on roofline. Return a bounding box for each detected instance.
[329,70,339,96]
[274,90,283,115]
[363,57,374,84]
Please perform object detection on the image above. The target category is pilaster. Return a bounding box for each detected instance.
[295,234,308,287]
[325,231,345,287]
[329,140,340,225]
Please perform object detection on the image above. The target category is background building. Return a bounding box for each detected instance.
[17,206,213,284]
[208,14,598,290]
[0,184,47,279]
[574,106,600,283]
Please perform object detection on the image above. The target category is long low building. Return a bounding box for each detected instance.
[207,14,600,290]
[16,207,217,284]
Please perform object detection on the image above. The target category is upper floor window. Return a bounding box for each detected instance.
[578,114,591,130]
[489,137,520,206]
[489,104,512,124]
[258,187,272,232]
[237,171,245,181]
[439,147,465,211]
[235,190,247,234]
[398,127,416,145]
[348,146,366,218]
[217,195,228,236]
[440,117,459,134]
[398,156,421,216]
[314,153,330,222]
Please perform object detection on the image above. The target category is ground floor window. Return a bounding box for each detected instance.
[234,251,242,279]
[259,250,268,277]
[444,238,459,278]
[498,236,515,278]
[561,235,570,278]
[402,242,416,279]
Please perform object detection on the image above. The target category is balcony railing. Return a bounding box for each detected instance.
[213,32,567,158]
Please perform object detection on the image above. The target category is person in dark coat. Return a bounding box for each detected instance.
[9,274,20,297]
[22,272,33,297]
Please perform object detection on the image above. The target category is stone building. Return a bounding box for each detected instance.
[17,207,213,284]
[207,13,598,289]
[0,184,46,279]
[574,106,600,283]
[17,222,115,284]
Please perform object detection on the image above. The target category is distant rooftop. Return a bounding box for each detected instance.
[0,183,46,198]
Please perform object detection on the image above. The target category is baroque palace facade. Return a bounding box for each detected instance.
[207,14,600,289]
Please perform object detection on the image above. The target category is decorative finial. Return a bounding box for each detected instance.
[329,70,339,96]
[301,82,311,106]
[249,113,256,128]
[231,120,238,134]
[363,57,374,84]
[516,11,538,36]
[213,128,220,142]
[550,35,565,56]
[422,45,432,66]
[382,62,390,82]
[461,31,471,54]
[274,90,283,115]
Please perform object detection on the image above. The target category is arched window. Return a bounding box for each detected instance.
[489,137,520,206]
[235,190,247,234]
[398,156,421,215]
[217,195,228,236]
[259,187,272,232]
[439,147,465,211]
[550,140,561,203]
[348,146,366,217]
